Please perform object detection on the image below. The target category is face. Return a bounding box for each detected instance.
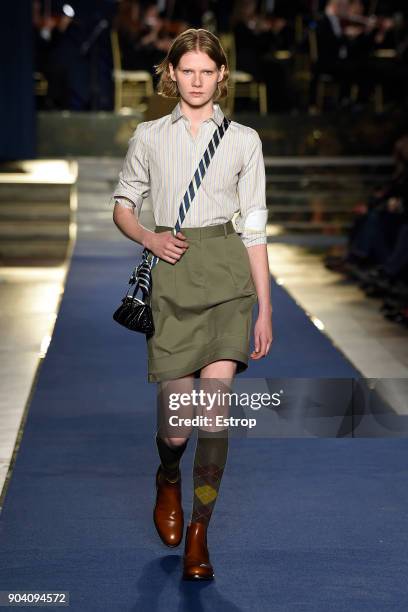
[144,5,159,25]
[244,0,257,18]
[169,50,225,108]
[335,0,349,15]
[349,0,363,15]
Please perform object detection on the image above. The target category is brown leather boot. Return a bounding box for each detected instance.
[153,465,184,547]
[182,521,215,580]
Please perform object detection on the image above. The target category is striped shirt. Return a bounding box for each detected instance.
[110,101,268,247]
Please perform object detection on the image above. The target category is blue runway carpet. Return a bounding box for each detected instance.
[1,235,407,611]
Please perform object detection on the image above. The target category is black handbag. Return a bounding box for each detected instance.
[112,251,156,335]
[112,115,231,336]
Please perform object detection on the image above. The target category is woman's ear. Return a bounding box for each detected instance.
[218,64,225,82]
[169,62,176,82]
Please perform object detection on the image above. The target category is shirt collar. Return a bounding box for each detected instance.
[171,101,225,127]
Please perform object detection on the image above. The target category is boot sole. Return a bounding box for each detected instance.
[182,572,214,580]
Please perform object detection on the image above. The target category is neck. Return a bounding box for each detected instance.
[178,97,215,125]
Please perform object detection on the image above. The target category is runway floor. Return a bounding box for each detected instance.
[0,159,407,611]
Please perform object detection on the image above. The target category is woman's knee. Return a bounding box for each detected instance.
[161,435,190,447]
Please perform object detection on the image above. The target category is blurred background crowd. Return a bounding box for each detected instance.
[33,0,408,114]
[324,134,408,326]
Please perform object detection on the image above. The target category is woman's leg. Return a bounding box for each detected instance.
[155,373,195,481]
[183,360,237,579]
[190,360,236,526]
[153,373,196,548]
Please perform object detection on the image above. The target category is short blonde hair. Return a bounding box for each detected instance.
[154,28,229,101]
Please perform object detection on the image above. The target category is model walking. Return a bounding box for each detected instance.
[111,28,273,580]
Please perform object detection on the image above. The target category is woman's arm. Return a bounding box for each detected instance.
[236,130,273,359]
[109,123,150,217]
[112,202,153,248]
[247,244,272,316]
[112,203,189,263]
[110,123,156,247]
[110,126,189,262]
[247,244,273,360]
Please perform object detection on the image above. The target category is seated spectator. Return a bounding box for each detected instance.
[34,0,116,110]
[312,0,375,104]
[33,0,72,109]
[324,134,408,326]
[328,135,408,267]
[231,0,294,112]
[314,0,350,72]
[344,0,378,62]
[115,0,174,77]
[261,1,296,51]
[314,0,408,108]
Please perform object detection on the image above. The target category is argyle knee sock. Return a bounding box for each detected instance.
[191,428,229,525]
[155,432,189,483]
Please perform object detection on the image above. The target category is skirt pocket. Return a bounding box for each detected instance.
[150,257,176,313]
[225,233,257,296]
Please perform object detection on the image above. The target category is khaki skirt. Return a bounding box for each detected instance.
[146,220,258,383]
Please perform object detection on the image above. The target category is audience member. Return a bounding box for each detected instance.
[312,0,376,104]
[231,0,294,112]
[324,134,408,326]
[33,0,72,109]
[114,1,175,78]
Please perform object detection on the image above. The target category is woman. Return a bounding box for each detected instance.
[110,28,273,581]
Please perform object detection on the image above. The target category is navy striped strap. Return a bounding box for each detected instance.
[142,115,231,271]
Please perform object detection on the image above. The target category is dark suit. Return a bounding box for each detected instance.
[312,14,373,102]
[233,21,294,112]
[315,14,348,72]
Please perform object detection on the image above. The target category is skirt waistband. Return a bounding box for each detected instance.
[154,220,235,239]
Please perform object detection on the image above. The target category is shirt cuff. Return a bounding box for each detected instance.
[241,232,267,247]
[110,195,140,215]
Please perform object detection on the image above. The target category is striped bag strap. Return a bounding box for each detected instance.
[143,115,231,270]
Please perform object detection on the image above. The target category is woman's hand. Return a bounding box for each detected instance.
[145,230,189,264]
[250,309,273,360]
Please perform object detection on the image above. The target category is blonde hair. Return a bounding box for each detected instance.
[154,28,229,101]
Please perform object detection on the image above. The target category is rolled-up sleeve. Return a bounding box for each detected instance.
[236,130,268,247]
[109,123,150,217]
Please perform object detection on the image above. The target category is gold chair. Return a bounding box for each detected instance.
[111,29,154,113]
[294,14,304,47]
[371,49,397,113]
[219,33,267,116]
[34,71,48,97]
